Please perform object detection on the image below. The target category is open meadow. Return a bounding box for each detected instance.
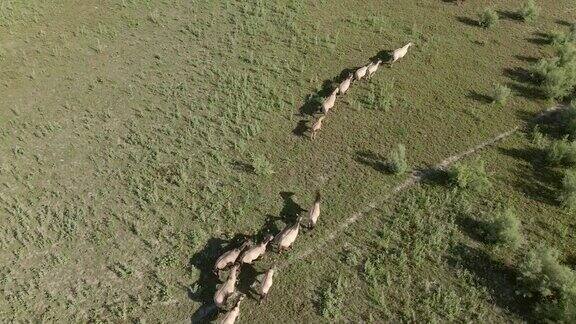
[0,0,575,322]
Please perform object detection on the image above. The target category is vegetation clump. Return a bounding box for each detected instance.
[564,100,576,139]
[544,137,576,166]
[448,159,491,192]
[251,154,275,176]
[478,8,499,28]
[559,169,576,211]
[517,0,539,23]
[518,246,576,322]
[485,208,522,249]
[530,43,576,99]
[490,83,511,106]
[319,275,348,320]
[387,144,408,175]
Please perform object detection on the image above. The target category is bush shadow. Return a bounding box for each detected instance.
[355,150,389,173]
[447,244,534,321]
[503,67,535,85]
[466,90,492,104]
[526,32,551,46]
[497,10,521,21]
[456,16,479,27]
[514,55,538,63]
[498,147,561,206]
[506,82,545,101]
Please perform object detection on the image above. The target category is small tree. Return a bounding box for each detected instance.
[479,8,499,28]
[530,43,576,99]
[251,154,274,176]
[545,137,576,166]
[491,83,512,106]
[559,169,576,211]
[518,246,576,321]
[518,0,539,23]
[387,144,408,175]
[486,208,522,249]
[448,159,491,192]
[566,100,576,138]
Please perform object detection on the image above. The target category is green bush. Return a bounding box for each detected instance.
[530,43,576,99]
[518,246,576,322]
[478,8,499,28]
[545,137,576,166]
[320,275,348,319]
[566,100,576,138]
[486,208,522,249]
[387,144,408,174]
[559,169,576,211]
[531,125,550,150]
[448,159,491,192]
[518,0,539,23]
[251,154,274,176]
[490,83,512,106]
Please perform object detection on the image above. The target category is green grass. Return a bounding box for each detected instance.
[0,0,574,322]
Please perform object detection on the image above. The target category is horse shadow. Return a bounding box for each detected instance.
[292,49,394,138]
[189,235,243,322]
[279,191,306,223]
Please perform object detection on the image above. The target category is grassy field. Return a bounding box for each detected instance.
[0,0,575,322]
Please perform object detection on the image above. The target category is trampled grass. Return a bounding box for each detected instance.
[0,0,574,322]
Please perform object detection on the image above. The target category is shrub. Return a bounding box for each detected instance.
[491,83,512,106]
[478,8,499,28]
[566,100,576,138]
[251,154,274,176]
[530,43,576,99]
[545,137,576,166]
[559,169,576,211]
[387,144,408,174]
[531,125,549,149]
[518,246,576,322]
[485,208,522,249]
[319,275,348,319]
[518,0,539,23]
[448,159,491,192]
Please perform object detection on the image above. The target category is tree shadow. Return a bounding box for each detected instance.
[526,32,551,46]
[498,147,561,206]
[230,160,254,174]
[514,55,538,63]
[456,216,489,243]
[447,244,534,321]
[355,150,388,173]
[521,108,566,138]
[503,67,535,85]
[279,191,306,223]
[555,19,571,27]
[419,167,451,188]
[506,82,545,101]
[456,16,479,27]
[466,90,492,104]
[497,10,521,21]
